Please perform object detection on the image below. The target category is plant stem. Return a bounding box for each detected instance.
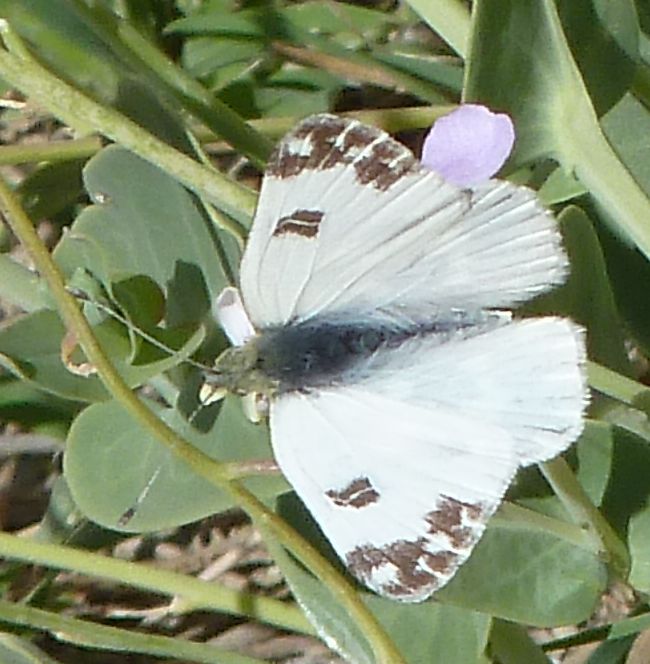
[588,361,650,411]
[0,26,256,226]
[0,136,103,165]
[0,106,454,168]
[540,457,630,579]
[0,532,310,634]
[0,598,265,664]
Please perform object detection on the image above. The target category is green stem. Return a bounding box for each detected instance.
[196,105,454,156]
[63,0,271,168]
[0,27,256,227]
[543,610,650,651]
[0,172,404,664]
[0,136,102,165]
[588,361,650,412]
[558,97,650,263]
[0,598,264,664]
[495,502,596,551]
[0,532,310,635]
[540,457,630,579]
[0,106,453,169]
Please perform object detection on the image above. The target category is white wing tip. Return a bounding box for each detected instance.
[514,317,589,464]
[214,287,256,347]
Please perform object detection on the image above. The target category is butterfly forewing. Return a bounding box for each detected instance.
[240,114,568,329]
[240,114,463,327]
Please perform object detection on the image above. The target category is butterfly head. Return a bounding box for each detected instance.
[203,339,278,398]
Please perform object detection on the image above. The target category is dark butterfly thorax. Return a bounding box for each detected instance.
[255,322,405,391]
[254,316,485,392]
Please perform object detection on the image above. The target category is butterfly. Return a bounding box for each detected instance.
[206,113,588,602]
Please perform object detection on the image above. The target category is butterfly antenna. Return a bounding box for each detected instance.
[68,286,214,372]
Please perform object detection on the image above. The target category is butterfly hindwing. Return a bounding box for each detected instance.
[240,114,568,328]
[269,317,585,601]
[271,387,517,601]
[355,316,587,465]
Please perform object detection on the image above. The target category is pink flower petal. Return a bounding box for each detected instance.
[421,104,515,186]
[214,287,255,346]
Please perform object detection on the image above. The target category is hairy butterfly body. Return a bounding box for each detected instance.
[209,113,587,601]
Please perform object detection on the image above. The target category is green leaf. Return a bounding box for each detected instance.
[595,94,650,355]
[372,50,463,96]
[254,68,342,118]
[0,377,77,427]
[438,511,606,626]
[167,7,272,38]
[538,167,587,205]
[0,310,107,402]
[597,425,650,596]
[465,0,650,263]
[0,254,49,313]
[0,0,122,102]
[364,597,491,664]
[556,0,639,115]
[64,396,287,531]
[284,1,401,47]
[602,93,650,199]
[0,308,205,402]
[465,0,583,164]
[574,421,615,507]
[628,508,650,593]
[0,633,60,664]
[54,146,235,327]
[615,426,650,592]
[584,635,636,664]
[262,540,375,664]
[111,274,166,332]
[17,160,85,222]
[490,620,552,664]
[527,206,631,374]
[182,37,265,81]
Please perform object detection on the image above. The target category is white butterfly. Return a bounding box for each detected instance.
[208,113,588,602]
